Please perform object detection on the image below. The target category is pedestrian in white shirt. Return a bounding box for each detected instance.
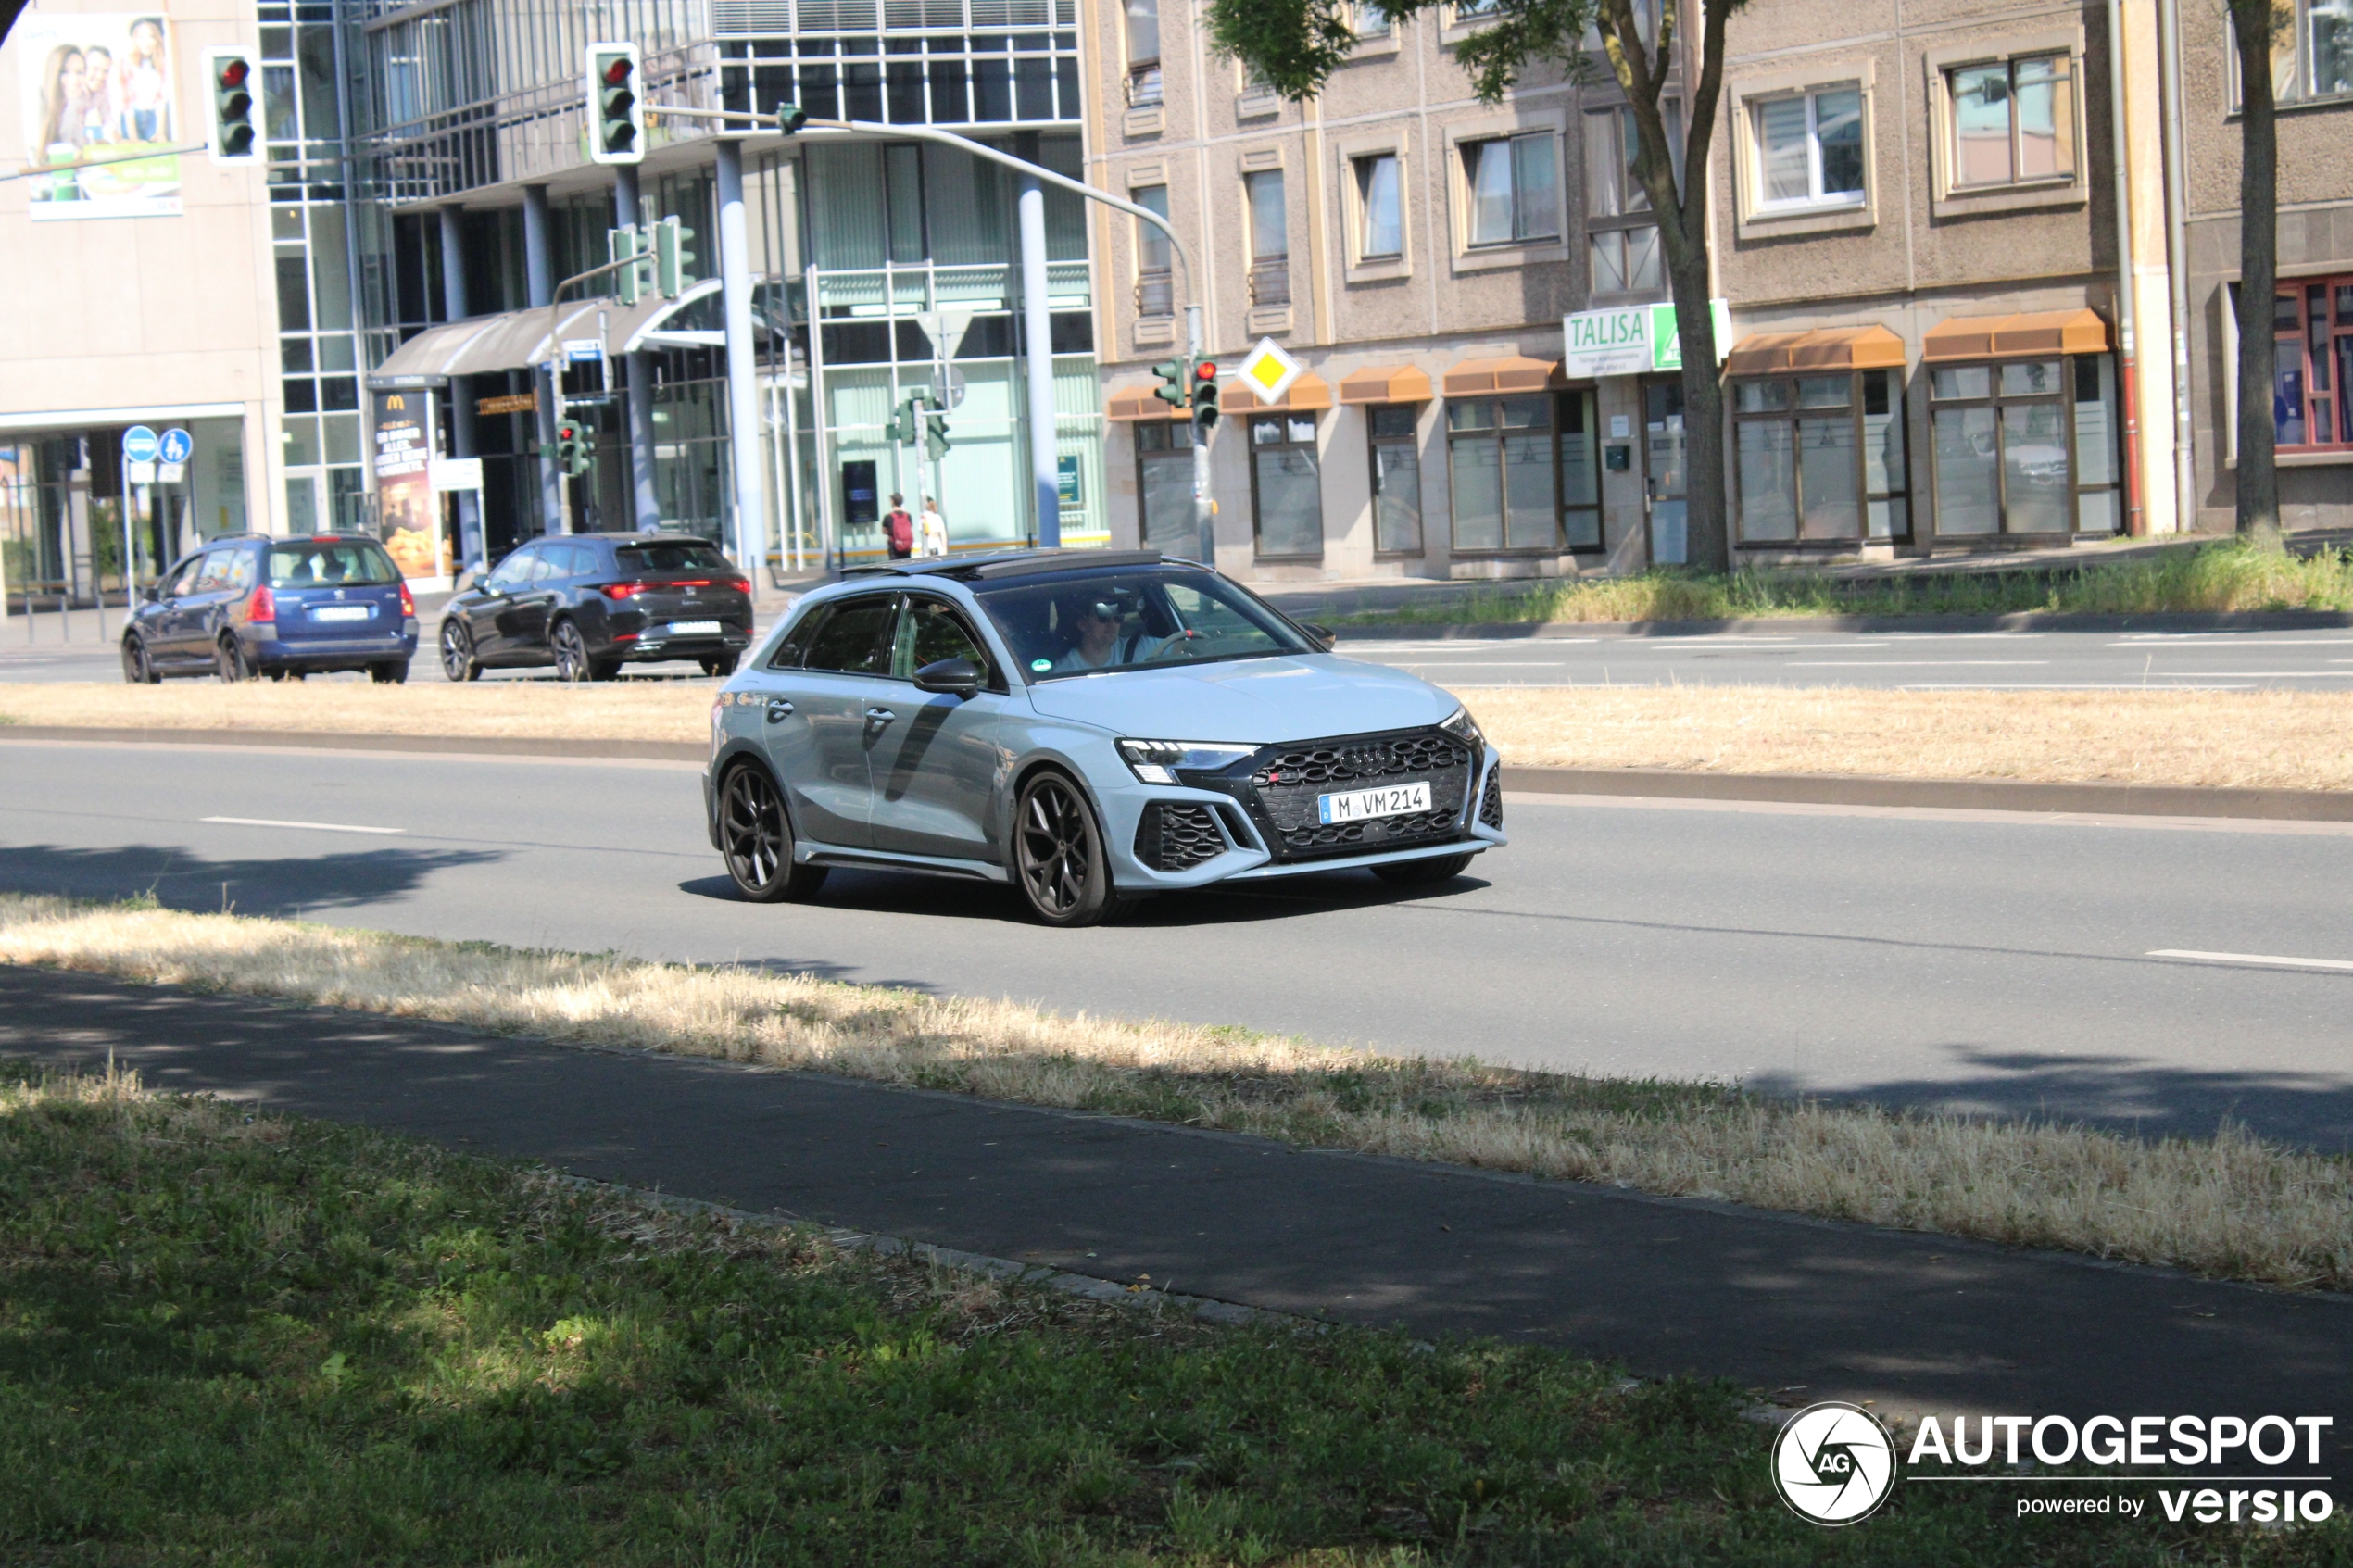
[919,495,948,558]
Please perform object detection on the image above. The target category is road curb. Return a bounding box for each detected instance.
[1333,608,2353,640]
[10,724,2352,822]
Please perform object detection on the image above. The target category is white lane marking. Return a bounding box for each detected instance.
[1898,682,2256,690]
[1502,793,2353,834]
[2112,635,2353,644]
[200,815,407,835]
[1392,660,1586,667]
[2132,671,2353,678]
[2147,948,2353,972]
[1785,659,2050,667]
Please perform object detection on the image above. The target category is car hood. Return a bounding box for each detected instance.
[1022,654,1458,743]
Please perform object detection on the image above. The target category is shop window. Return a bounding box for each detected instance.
[1249,413,1322,558]
[1134,420,1196,549]
[1354,154,1403,261]
[1461,132,1559,247]
[1944,53,2075,188]
[1748,86,1866,210]
[1734,369,1910,544]
[1585,103,1679,295]
[1366,405,1422,555]
[1928,355,2118,536]
[1447,393,1595,553]
[1134,184,1173,318]
[2273,276,2353,449]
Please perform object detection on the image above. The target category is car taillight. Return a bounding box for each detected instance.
[598,582,651,600]
[721,575,750,595]
[398,581,415,617]
[246,584,275,623]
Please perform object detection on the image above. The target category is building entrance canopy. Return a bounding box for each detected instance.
[364,282,727,388]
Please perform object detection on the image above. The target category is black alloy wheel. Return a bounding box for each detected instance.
[215,633,254,682]
[121,637,158,684]
[719,763,828,903]
[440,620,481,682]
[1013,772,1119,926]
[550,620,595,683]
[1371,852,1476,887]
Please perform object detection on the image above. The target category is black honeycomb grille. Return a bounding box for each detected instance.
[1225,727,1473,861]
[1279,808,1459,854]
[1135,802,1226,872]
[1478,767,1504,829]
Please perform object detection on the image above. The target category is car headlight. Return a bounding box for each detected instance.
[1441,706,1486,749]
[1116,739,1256,784]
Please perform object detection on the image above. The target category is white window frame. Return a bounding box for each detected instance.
[1337,129,1412,282]
[1750,89,1868,211]
[2229,0,2353,107]
[1729,64,1877,239]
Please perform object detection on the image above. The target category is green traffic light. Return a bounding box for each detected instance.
[775,103,808,134]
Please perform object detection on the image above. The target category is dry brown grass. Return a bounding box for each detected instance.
[10,680,2353,793]
[4,892,2347,1293]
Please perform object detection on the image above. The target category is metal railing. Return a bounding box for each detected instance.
[1248,260,1291,308]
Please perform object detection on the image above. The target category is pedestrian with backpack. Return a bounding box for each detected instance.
[884,494,914,560]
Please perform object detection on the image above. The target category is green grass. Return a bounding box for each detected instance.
[4,1065,2347,1565]
[1336,536,2353,627]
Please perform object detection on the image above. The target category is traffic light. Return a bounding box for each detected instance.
[775,102,809,134]
[1152,358,1189,410]
[609,225,648,306]
[585,43,643,166]
[1190,360,1222,434]
[652,215,697,298]
[207,49,258,164]
[922,395,951,461]
[554,419,594,477]
[886,396,917,446]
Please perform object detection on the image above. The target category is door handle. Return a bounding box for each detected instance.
[764,698,794,722]
[863,706,897,725]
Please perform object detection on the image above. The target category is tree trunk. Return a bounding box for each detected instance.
[2232,0,2279,533]
[1667,250,1729,573]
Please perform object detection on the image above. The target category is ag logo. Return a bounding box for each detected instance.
[1771,1401,1897,1525]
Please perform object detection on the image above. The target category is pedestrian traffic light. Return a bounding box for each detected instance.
[1190,360,1221,433]
[585,43,643,166]
[207,49,258,164]
[775,102,809,135]
[653,215,697,298]
[554,419,594,477]
[1152,358,1189,409]
[922,395,951,461]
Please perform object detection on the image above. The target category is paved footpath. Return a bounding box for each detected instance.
[5,963,2346,1437]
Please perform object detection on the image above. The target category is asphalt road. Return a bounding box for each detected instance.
[6,737,2349,1147]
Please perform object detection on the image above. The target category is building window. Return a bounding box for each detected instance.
[1134,420,1196,548]
[1944,54,2075,188]
[1353,0,1393,36]
[1733,370,1910,544]
[1125,0,1162,105]
[1134,184,1173,318]
[1367,405,1422,554]
[1929,356,2119,536]
[1247,169,1290,306]
[2231,0,2353,104]
[1586,103,1679,294]
[1750,87,1865,209]
[1354,154,1403,260]
[2274,277,2353,448]
[1250,413,1322,558]
[1461,132,1559,247]
[1447,393,1596,553]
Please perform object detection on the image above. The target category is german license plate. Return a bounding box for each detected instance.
[310,605,371,621]
[667,620,723,636]
[1316,780,1432,825]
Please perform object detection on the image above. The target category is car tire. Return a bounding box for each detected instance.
[120,637,160,684]
[718,762,830,903]
[370,660,409,684]
[439,620,482,682]
[1371,852,1476,887]
[700,653,740,678]
[1012,771,1121,928]
[550,620,593,683]
[215,634,254,683]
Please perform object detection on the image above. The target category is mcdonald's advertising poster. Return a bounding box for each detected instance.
[371,393,446,583]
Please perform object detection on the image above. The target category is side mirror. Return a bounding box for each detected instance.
[139,584,161,605]
[912,656,982,698]
[1302,621,1336,651]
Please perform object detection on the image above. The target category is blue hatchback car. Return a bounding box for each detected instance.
[705,550,1505,925]
[121,533,419,684]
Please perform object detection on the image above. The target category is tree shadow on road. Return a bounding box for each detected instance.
[0,841,509,920]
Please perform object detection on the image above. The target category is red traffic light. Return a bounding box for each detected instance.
[218,58,249,89]
[557,421,581,441]
[1194,362,1217,380]
[603,56,633,85]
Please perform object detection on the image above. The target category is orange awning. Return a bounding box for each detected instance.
[1106,383,1179,421]
[1922,308,2111,361]
[1440,356,1561,396]
[1725,325,1907,377]
[1337,364,1435,405]
[1236,370,1334,414]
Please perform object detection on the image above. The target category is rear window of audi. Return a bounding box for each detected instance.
[268,542,400,587]
[616,543,733,574]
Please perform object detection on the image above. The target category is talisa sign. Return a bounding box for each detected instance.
[1562,300,1732,378]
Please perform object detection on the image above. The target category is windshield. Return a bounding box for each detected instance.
[974,567,1313,681]
[267,542,400,588]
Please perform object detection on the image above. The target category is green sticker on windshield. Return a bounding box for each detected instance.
[1030,658,1052,671]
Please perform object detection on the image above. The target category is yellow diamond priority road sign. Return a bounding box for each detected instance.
[1237,337,1302,405]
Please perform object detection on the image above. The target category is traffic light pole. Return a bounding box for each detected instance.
[652,106,1216,565]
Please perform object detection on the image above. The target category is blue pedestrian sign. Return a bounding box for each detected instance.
[121,425,159,464]
[158,428,194,464]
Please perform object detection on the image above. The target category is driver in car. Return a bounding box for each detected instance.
[1051,596,1141,673]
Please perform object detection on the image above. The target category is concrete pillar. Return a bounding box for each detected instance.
[1015,136,1059,547]
[438,207,483,571]
[612,166,662,531]
[715,140,767,591]
[522,183,561,536]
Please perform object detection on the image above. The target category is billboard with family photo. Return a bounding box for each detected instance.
[18,12,182,220]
